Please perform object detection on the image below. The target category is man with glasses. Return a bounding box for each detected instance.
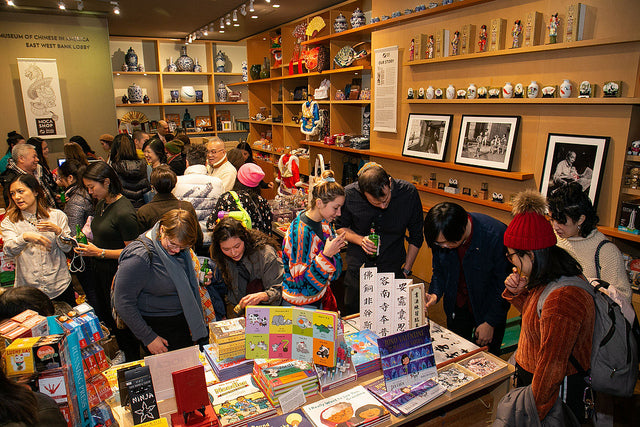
[336,163,424,315]
[206,137,236,192]
[424,202,510,355]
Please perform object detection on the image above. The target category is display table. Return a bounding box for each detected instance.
[111,317,514,426]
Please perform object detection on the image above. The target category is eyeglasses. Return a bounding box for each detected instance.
[505,251,519,262]
[207,149,225,155]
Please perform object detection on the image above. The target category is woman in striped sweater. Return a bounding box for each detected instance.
[282,170,346,311]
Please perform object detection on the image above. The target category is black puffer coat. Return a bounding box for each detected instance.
[111,159,150,208]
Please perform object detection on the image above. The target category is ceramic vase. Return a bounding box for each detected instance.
[242,61,248,82]
[127,83,143,103]
[426,86,435,100]
[502,82,513,99]
[250,64,261,80]
[181,86,196,102]
[560,79,572,98]
[260,57,270,79]
[176,46,195,72]
[167,57,177,72]
[527,81,539,98]
[334,13,348,32]
[195,90,203,103]
[215,50,226,72]
[217,82,228,102]
[446,84,456,100]
[193,59,202,73]
[125,47,139,71]
[350,8,366,28]
[467,83,477,99]
[170,90,179,103]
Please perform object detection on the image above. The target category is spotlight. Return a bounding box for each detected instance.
[240,4,247,16]
[234,23,240,27]
[251,15,258,19]
[249,0,254,12]
[272,4,280,7]
[265,0,270,3]
[58,1,66,10]
[188,34,193,43]
[225,14,231,26]
[219,29,225,33]
[7,0,16,5]
[232,9,238,22]
[111,1,120,15]
[220,18,224,29]
[203,27,208,36]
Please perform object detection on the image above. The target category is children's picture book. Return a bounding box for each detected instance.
[207,374,276,427]
[245,306,338,367]
[365,378,446,415]
[344,329,381,375]
[209,318,245,344]
[302,385,390,427]
[247,409,313,427]
[377,325,437,391]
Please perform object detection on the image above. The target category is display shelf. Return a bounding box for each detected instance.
[299,140,533,180]
[214,72,244,76]
[598,226,640,243]
[621,188,640,197]
[216,102,248,105]
[218,130,249,134]
[185,131,217,136]
[227,81,248,87]
[414,184,512,212]
[626,155,640,162]
[116,103,164,107]
[160,72,212,76]
[248,119,275,125]
[301,0,493,46]
[406,98,640,105]
[404,37,640,67]
[283,101,305,104]
[284,122,301,128]
[113,71,160,75]
[246,65,370,84]
[333,100,371,104]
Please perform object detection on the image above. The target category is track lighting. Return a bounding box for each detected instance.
[240,4,247,16]
[251,15,258,19]
[58,1,66,10]
[225,14,231,26]
[111,1,120,15]
[203,27,208,36]
[6,0,15,5]
[233,9,238,22]
[249,0,254,13]
[272,4,280,7]
[220,18,225,29]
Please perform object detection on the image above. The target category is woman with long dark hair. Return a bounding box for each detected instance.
[69,135,97,160]
[0,174,75,306]
[26,137,58,208]
[56,159,94,234]
[109,133,150,208]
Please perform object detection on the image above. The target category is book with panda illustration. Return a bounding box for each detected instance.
[245,306,338,367]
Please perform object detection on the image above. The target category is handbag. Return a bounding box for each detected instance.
[334,42,369,68]
[308,154,325,206]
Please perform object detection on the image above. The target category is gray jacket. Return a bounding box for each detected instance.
[493,385,579,427]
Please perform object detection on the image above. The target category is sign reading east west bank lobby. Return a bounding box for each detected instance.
[0,32,91,50]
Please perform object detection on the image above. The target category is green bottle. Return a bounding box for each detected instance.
[367,223,380,260]
[75,224,88,245]
[59,190,66,204]
[199,258,210,285]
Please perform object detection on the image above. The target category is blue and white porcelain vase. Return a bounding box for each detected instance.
[193,58,202,73]
[350,8,366,28]
[125,47,139,71]
[241,61,248,82]
[167,57,178,72]
[176,46,194,72]
[127,83,143,103]
[215,50,226,72]
[217,81,228,102]
[334,13,348,33]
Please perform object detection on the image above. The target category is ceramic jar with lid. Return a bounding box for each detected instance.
[125,47,139,71]
[217,82,228,102]
[215,50,226,72]
[334,13,348,32]
[350,8,366,28]
[127,83,143,103]
[446,84,456,100]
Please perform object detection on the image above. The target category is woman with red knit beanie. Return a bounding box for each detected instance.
[501,189,595,423]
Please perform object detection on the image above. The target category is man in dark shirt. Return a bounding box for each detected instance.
[424,202,510,355]
[336,163,424,315]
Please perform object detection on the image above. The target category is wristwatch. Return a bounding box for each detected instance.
[100,249,106,259]
[402,268,412,277]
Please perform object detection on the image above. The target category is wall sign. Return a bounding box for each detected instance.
[373,45,398,133]
[17,58,66,139]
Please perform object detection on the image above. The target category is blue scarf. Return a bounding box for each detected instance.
[149,223,207,342]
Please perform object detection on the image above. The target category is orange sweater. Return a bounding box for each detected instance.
[503,283,595,419]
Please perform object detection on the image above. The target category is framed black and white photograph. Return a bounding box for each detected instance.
[540,133,609,206]
[402,113,453,161]
[454,115,520,171]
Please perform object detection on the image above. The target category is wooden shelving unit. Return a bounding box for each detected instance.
[598,226,640,243]
[415,184,512,211]
[406,98,640,105]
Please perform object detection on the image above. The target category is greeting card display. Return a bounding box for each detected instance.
[245,306,339,367]
[377,325,437,392]
[125,366,160,425]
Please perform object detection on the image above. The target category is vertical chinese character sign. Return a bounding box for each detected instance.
[17,58,66,139]
[359,267,377,332]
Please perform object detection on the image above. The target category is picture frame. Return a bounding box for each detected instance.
[402,113,453,162]
[454,115,520,171]
[165,114,180,126]
[539,133,610,206]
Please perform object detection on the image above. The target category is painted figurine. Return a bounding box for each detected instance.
[511,19,522,48]
[478,25,488,52]
[548,13,559,44]
[409,38,415,61]
[451,31,460,56]
[301,95,321,136]
[427,35,435,59]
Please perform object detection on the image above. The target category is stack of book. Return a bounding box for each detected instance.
[208,373,276,427]
[365,378,446,416]
[209,318,246,361]
[203,344,253,382]
[344,329,382,376]
[302,385,390,427]
[253,359,319,406]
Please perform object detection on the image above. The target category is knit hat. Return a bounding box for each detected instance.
[165,139,184,155]
[99,134,114,143]
[504,190,557,250]
[237,163,265,188]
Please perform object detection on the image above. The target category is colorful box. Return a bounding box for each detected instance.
[460,24,476,55]
[33,334,64,372]
[4,337,39,376]
[523,11,543,46]
[489,18,506,51]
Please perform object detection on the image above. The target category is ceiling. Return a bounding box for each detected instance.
[2,0,347,41]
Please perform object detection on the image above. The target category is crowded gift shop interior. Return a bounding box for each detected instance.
[1,0,639,425]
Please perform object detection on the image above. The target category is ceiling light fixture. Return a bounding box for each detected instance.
[188,34,193,43]
[234,23,240,27]
[219,29,224,33]
[225,14,231,26]
[265,0,270,3]
[6,0,15,5]
[220,18,224,29]
[251,15,258,19]
[232,9,238,22]
[240,4,247,16]
[272,4,280,8]
[203,27,208,36]
[111,1,120,14]
[249,0,254,12]
[58,1,66,10]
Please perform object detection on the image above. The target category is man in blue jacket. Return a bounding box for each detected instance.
[424,202,510,355]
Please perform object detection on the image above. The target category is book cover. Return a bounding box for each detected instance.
[258,359,316,389]
[209,318,246,345]
[302,385,389,427]
[366,378,446,415]
[172,365,209,417]
[208,374,275,427]
[247,409,312,427]
[377,325,437,392]
[125,366,160,425]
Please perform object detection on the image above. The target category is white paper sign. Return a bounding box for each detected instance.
[373,46,398,133]
[279,384,307,414]
[375,272,395,337]
[392,278,411,333]
[359,266,377,331]
[144,345,200,401]
[17,58,66,139]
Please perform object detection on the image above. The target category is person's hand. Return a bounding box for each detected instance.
[475,322,494,347]
[323,233,346,258]
[22,232,52,250]
[267,182,274,189]
[238,292,268,308]
[360,235,377,255]
[147,336,169,354]
[425,293,438,307]
[36,220,62,236]
[504,267,528,296]
[202,270,213,286]
[75,242,101,257]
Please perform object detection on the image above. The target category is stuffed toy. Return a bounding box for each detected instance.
[276,153,303,195]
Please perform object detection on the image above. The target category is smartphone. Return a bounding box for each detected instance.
[59,235,79,247]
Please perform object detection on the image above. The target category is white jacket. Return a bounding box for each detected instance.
[1,209,72,298]
[207,160,237,192]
